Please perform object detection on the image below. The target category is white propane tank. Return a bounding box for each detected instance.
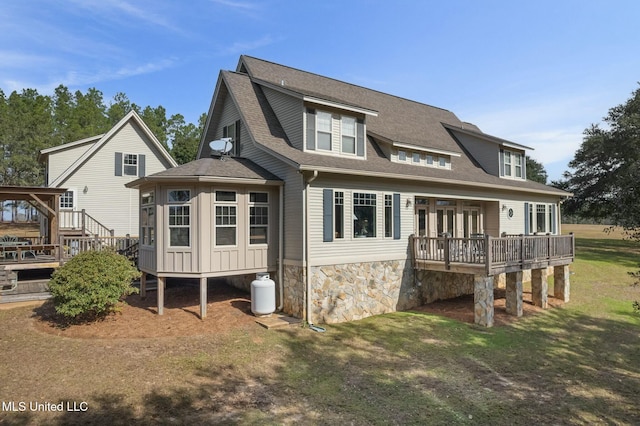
[251,273,276,316]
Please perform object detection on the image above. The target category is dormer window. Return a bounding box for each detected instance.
[398,150,407,161]
[500,149,525,179]
[305,108,366,158]
[341,116,356,154]
[317,111,332,150]
[392,148,452,169]
[223,121,241,156]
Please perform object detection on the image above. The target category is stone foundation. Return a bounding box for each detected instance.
[283,264,305,319]
[309,260,419,324]
[417,270,474,303]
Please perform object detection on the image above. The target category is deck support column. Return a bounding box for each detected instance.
[531,268,548,308]
[554,265,570,302]
[505,271,523,317]
[200,277,207,319]
[140,272,147,299]
[474,274,494,327]
[157,276,165,315]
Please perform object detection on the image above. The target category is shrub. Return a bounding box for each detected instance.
[48,249,140,321]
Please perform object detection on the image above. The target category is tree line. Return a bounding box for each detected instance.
[0,85,205,187]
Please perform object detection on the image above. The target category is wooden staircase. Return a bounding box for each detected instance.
[58,209,114,239]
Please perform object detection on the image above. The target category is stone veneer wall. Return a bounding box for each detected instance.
[283,264,305,319]
[416,270,475,303]
[309,260,420,324]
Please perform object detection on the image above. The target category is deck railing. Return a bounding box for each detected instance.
[410,233,574,275]
[60,235,139,262]
[59,210,115,238]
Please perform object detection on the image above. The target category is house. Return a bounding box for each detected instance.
[39,110,178,238]
[127,56,573,326]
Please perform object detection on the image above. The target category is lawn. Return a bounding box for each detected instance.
[0,224,639,425]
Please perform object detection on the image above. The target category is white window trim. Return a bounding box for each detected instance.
[340,116,357,155]
[59,189,76,210]
[502,149,525,180]
[353,192,377,239]
[316,111,333,152]
[123,153,138,176]
[140,191,155,247]
[248,192,269,246]
[167,189,191,249]
[214,190,238,248]
[384,193,393,239]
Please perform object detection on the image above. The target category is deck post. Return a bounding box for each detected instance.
[157,276,165,315]
[531,268,548,308]
[505,271,523,316]
[200,277,207,319]
[554,265,570,302]
[474,274,494,327]
[140,272,146,299]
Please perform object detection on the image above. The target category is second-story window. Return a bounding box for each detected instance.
[317,111,332,150]
[501,149,525,179]
[514,153,523,178]
[123,154,138,176]
[341,116,356,154]
[504,151,512,176]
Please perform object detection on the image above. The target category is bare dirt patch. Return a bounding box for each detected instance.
[415,288,566,326]
[32,282,260,339]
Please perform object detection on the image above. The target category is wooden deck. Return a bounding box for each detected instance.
[411,234,575,275]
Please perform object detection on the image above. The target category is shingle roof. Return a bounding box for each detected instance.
[140,157,282,182]
[220,64,567,197]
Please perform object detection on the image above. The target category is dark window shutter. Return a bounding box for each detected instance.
[115,152,123,176]
[235,120,241,156]
[499,149,505,177]
[138,154,146,177]
[323,188,333,242]
[524,202,530,235]
[551,204,557,234]
[306,108,316,151]
[522,154,527,180]
[393,193,401,239]
[356,118,365,157]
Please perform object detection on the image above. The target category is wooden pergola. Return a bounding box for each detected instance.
[0,186,66,245]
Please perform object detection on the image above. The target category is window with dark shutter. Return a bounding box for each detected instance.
[323,189,333,242]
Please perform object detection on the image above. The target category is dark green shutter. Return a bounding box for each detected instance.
[499,149,505,177]
[138,154,146,177]
[524,202,530,235]
[393,193,401,239]
[356,118,365,157]
[551,204,557,234]
[323,189,333,242]
[306,108,316,151]
[115,152,123,176]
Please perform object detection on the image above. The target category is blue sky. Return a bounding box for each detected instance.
[2,0,640,181]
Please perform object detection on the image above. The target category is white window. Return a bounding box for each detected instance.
[334,192,344,239]
[141,191,155,246]
[384,194,393,238]
[249,192,268,245]
[168,190,190,247]
[412,153,421,163]
[398,150,407,161]
[223,122,240,156]
[536,204,547,233]
[514,153,523,178]
[504,151,512,176]
[353,193,376,238]
[317,111,332,151]
[123,154,138,176]
[60,190,74,209]
[215,191,237,246]
[341,116,356,154]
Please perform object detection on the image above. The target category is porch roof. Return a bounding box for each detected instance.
[126,157,283,188]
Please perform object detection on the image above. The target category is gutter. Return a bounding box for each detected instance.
[304,170,319,327]
[277,184,284,310]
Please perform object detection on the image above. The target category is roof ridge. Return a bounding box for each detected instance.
[239,55,455,115]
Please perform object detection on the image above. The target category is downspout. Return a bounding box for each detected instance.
[277,184,284,310]
[304,170,319,326]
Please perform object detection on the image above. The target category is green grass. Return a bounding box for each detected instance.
[0,224,639,425]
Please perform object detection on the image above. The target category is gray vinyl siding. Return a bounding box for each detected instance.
[306,175,564,265]
[262,86,304,150]
[47,142,95,185]
[53,121,173,236]
[452,131,500,176]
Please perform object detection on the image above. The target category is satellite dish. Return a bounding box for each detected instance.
[208,138,233,154]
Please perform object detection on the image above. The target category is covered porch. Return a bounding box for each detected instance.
[410,233,574,327]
